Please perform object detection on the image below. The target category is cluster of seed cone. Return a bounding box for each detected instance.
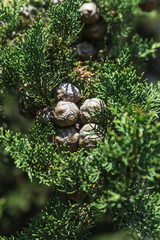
[76,0,158,60]
[51,82,105,152]
[76,2,104,60]
[18,83,105,152]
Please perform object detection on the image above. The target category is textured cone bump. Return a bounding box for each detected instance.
[83,23,105,41]
[79,3,99,25]
[52,126,79,152]
[79,123,102,150]
[54,82,81,103]
[76,42,94,60]
[80,98,106,125]
[54,101,79,127]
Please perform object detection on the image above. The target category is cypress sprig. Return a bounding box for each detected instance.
[0,0,160,239]
[48,0,82,46]
[0,0,21,45]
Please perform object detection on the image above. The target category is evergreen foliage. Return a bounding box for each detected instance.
[0,0,20,46]
[0,0,160,239]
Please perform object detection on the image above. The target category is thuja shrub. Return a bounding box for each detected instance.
[0,0,160,239]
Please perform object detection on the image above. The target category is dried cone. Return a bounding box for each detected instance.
[82,23,104,41]
[139,0,157,12]
[54,82,81,103]
[54,101,79,127]
[80,98,106,126]
[36,107,54,123]
[79,123,102,151]
[76,42,95,60]
[18,95,37,119]
[79,3,99,25]
[52,126,79,152]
